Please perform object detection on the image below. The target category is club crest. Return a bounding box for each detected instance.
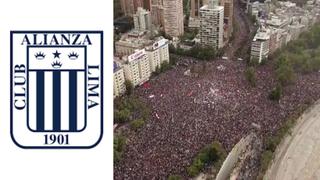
[10,31,103,149]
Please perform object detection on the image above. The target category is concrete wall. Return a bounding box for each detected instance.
[215,134,253,180]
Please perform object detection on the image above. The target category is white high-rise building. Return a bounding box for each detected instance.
[115,37,170,89]
[219,0,233,43]
[199,0,224,49]
[133,7,152,31]
[123,49,151,86]
[189,0,208,28]
[151,0,164,26]
[113,61,126,98]
[250,28,270,63]
[145,37,170,72]
[163,0,184,37]
[120,0,151,17]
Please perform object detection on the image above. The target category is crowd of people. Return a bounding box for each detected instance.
[114,57,320,179]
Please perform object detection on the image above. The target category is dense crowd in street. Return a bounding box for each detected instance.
[114,57,320,179]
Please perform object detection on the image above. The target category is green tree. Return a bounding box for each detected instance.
[300,58,313,73]
[276,62,295,86]
[275,56,295,85]
[130,118,145,131]
[160,61,171,72]
[187,141,226,177]
[248,57,259,67]
[114,108,131,123]
[245,67,256,87]
[260,57,267,65]
[183,0,190,17]
[269,84,282,101]
[153,65,161,76]
[170,55,178,65]
[310,56,320,71]
[168,175,182,180]
[260,150,273,173]
[187,165,199,177]
[169,44,176,53]
[114,134,126,163]
[125,80,134,95]
[181,29,198,41]
[193,45,216,60]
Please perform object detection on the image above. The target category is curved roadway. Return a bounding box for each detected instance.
[265,100,320,180]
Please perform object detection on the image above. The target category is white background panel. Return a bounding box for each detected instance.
[0,0,112,180]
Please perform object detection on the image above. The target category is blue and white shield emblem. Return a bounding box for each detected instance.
[10,31,103,148]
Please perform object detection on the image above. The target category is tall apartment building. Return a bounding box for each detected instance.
[145,37,170,72]
[133,7,152,31]
[191,0,208,18]
[219,0,233,42]
[189,0,208,28]
[268,28,278,54]
[199,0,224,49]
[250,28,270,62]
[288,23,305,41]
[113,61,126,98]
[278,29,288,49]
[123,49,151,86]
[120,0,151,16]
[120,0,138,16]
[163,0,184,37]
[151,0,164,26]
[144,0,152,10]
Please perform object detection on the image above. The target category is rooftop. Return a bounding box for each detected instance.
[113,58,123,73]
[200,4,224,11]
[145,36,169,51]
[253,28,270,41]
